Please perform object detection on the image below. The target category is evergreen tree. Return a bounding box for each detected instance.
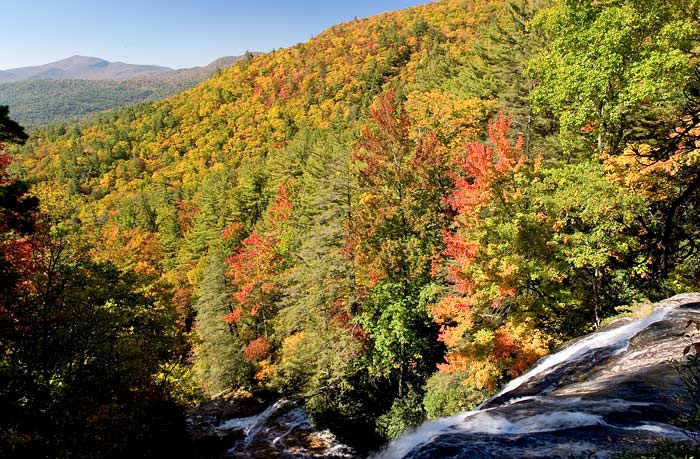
[193,242,254,393]
[455,0,556,155]
[274,128,361,393]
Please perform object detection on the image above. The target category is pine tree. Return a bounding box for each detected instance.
[193,242,253,393]
[275,128,361,393]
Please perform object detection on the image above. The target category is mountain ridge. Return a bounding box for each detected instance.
[0,54,252,125]
[0,54,256,84]
[0,55,175,83]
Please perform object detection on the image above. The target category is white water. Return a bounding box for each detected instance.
[216,399,290,451]
[621,423,689,439]
[216,413,262,432]
[217,399,354,457]
[271,407,310,447]
[493,309,671,400]
[455,410,607,435]
[372,412,470,459]
[373,305,685,459]
[372,406,642,459]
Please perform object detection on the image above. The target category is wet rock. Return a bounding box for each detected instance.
[187,389,267,458]
[188,397,358,459]
[375,293,700,459]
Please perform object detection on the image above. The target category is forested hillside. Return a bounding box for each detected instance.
[3,0,699,456]
[0,55,248,126]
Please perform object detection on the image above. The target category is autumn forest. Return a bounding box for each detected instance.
[1,0,700,457]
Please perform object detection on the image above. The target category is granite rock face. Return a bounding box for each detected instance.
[375,293,700,459]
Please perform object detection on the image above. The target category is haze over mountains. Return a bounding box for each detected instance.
[0,55,173,83]
[0,54,251,126]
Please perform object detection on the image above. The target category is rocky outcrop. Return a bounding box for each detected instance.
[375,293,700,459]
[188,395,357,459]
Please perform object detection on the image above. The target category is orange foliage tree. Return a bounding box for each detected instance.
[224,183,293,381]
[432,113,549,391]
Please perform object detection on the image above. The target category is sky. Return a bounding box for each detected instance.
[2,0,430,70]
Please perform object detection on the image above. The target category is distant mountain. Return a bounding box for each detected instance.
[0,54,252,126]
[152,55,252,83]
[0,55,173,83]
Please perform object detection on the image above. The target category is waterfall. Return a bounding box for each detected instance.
[492,309,671,401]
[373,295,698,459]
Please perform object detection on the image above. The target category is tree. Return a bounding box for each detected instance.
[463,0,556,155]
[352,91,449,411]
[602,112,700,293]
[433,113,648,392]
[0,106,28,144]
[528,0,700,293]
[225,183,293,386]
[273,129,361,393]
[0,105,36,327]
[353,90,452,286]
[193,241,253,393]
[432,113,549,391]
[528,0,700,156]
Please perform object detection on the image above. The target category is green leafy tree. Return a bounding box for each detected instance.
[528,0,700,156]
[528,0,700,293]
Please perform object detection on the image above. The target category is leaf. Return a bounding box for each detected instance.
[684,344,692,356]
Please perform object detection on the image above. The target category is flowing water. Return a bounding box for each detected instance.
[374,293,700,459]
[492,308,671,402]
[211,399,356,458]
[215,400,289,450]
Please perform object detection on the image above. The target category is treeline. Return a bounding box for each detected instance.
[3,0,700,456]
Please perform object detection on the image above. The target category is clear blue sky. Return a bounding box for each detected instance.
[2,0,430,70]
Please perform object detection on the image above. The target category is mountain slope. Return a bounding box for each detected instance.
[19,0,502,192]
[0,55,250,126]
[0,55,172,82]
[14,1,512,435]
[9,0,700,454]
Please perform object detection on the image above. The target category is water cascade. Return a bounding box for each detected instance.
[374,293,700,459]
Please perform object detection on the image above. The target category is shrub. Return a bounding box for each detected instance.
[376,391,426,439]
[423,370,485,419]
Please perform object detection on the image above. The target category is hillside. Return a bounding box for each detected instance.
[0,55,249,126]
[4,0,700,457]
[10,0,532,446]
[0,55,172,83]
[20,0,507,192]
